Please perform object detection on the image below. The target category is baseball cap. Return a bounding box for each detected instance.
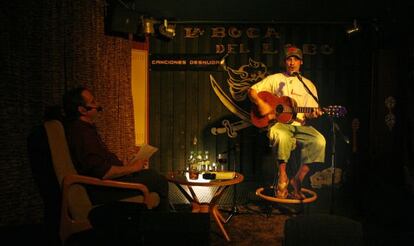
[285,46,303,60]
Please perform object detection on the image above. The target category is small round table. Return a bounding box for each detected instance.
[165,171,244,242]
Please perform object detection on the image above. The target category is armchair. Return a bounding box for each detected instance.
[43,120,159,243]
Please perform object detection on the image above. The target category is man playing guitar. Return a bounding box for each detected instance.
[248,45,325,199]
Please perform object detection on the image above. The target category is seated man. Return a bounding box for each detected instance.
[63,86,169,211]
[248,45,326,199]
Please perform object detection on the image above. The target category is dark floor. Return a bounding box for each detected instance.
[2,179,414,245]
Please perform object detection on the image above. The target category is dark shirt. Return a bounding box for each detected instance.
[65,119,123,179]
[65,119,169,211]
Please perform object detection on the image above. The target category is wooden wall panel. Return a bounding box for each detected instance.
[149,23,373,183]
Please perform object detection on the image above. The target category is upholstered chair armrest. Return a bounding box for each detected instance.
[62,174,158,209]
[59,174,160,243]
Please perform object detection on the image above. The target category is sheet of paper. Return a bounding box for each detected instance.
[130,144,158,165]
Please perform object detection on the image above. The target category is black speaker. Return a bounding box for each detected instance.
[107,4,140,34]
[283,214,363,246]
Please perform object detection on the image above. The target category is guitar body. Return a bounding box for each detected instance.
[250,91,347,128]
[250,91,298,128]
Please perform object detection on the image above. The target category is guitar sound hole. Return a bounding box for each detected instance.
[276,104,284,114]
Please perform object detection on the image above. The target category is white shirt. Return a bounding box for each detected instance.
[250,72,319,125]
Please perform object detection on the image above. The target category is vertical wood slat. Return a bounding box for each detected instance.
[149,71,161,170]
[159,72,174,172]
[185,71,199,155]
[172,72,187,171]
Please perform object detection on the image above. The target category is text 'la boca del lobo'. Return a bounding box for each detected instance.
[181,26,334,56]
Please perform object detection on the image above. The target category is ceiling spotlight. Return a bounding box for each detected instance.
[158,19,176,39]
[346,19,360,35]
[141,17,155,35]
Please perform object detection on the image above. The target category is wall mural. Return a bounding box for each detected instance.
[209,58,268,138]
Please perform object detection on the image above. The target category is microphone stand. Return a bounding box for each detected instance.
[293,72,349,214]
[221,138,240,224]
[327,117,349,214]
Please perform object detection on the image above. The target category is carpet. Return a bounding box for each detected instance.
[209,203,293,246]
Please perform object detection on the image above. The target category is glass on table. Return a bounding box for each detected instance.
[189,164,199,180]
[210,162,217,171]
[217,153,227,171]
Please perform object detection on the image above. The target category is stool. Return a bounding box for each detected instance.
[257,134,318,215]
[255,185,317,216]
[256,186,317,204]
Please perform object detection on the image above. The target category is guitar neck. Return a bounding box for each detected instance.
[293,107,318,113]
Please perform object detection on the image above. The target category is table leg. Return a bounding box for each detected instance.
[209,185,233,241]
[210,186,230,223]
[211,204,231,241]
[172,182,233,241]
[191,202,200,212]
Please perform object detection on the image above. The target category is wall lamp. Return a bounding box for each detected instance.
[140,17,176,40]
[141,16,155,35]
[158,19,176,39]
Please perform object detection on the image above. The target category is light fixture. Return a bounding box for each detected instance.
[141,16,155,35]
[346,19,360,35]
[158,19,176,40]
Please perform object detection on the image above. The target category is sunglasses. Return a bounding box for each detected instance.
[84,106,103,112]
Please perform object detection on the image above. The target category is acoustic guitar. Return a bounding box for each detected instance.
[250,91,347,128]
